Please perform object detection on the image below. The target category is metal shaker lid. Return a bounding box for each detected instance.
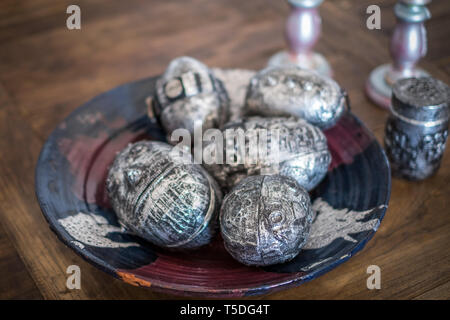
[391,77,450,126]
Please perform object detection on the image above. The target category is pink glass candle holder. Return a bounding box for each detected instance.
[268,0,332,77]
[366,0,431,109]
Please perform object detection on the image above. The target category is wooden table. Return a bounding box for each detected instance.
[0,0,449,300]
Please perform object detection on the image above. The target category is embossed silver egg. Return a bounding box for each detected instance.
[203,116,331,191]
[106,141,222,249]
[220,175,313,266]
[244,66,347,129]
[149,56,230,144]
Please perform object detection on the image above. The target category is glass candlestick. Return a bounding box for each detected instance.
[366,0,431,109]
[268,0,332,77]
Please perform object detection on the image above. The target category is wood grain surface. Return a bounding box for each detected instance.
[0,0,449,300]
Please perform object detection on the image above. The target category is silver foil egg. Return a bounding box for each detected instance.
[149,56,230,144]
[203,116,331,191]
[106,141,222,249]
[244,66,347,129]
[220,175,313,266]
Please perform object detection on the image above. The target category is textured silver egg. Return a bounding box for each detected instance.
[106,141,222,249]
[151,56,230,143]
[244,66,347,129]
[203,116,331,191]
[220,175,313,266]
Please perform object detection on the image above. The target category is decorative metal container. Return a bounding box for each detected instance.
[106,141,222,249]
[148,56,229,143]
[244,66,347,129]
[203,116,331,191]
[220,175,313,266]
[384,77,449,180]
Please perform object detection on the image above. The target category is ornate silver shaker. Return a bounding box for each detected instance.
[384,77,449,180]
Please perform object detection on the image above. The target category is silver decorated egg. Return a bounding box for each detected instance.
[203,116,331,191]
[106,141,222,249]
[220,175,313,266]
[244,66,347,129]
[150,56,230,144]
